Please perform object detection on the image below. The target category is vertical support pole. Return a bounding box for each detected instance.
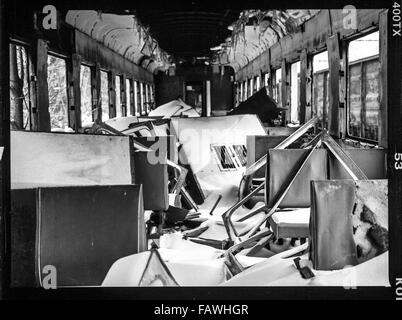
[91,63,101,122]
[34,38,50,132]
[305,53,313,122]
[379,11,388,148]
[28,47,38,131]
[327,33,341,137]
[120,74,127,117]
[129,79,135,116]
[339,43,348,138]
[108,71,116,119]
[133,80,139,115]
[268,66,274,98]
[0,0,10,299]
[144,83,149,114]
[299,49,308,124]
[140,82,144,115]
[67,53,81,131]
[281,59,290,125]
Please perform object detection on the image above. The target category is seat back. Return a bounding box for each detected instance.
[328,148,387,179]
[11,131,133,189]
[266,149,328,208]
[11,185,146,287]
[310,180,388,270]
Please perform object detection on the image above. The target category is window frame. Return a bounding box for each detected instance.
[346,55,380,143]
[345,29,380,144]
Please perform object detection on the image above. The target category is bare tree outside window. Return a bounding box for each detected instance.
[10,44,31,130]
[80,65,92,125]
[47,55,68,130]
[100,71,109,121]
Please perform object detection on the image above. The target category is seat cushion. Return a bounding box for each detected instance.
[269,208,310,239]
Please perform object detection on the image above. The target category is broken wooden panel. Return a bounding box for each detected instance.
[10,131,133,188]
[11,185,146,287]
[326,34,341,137]
[328,148,387,179]
[133,150,169,211]
[310,179,387,271]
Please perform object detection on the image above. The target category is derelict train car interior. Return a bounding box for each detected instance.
[0,1,397,295]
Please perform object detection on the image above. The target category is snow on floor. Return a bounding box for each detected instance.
[222,243,390,287]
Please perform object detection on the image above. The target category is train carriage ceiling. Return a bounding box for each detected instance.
[65,9,320,74]
[65,10,175,73]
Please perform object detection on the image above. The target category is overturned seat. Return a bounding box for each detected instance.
[11,185,146,287]
[10,131,148,287]
[266,147,387,241]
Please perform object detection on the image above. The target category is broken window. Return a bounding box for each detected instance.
[100,70,109,121]
[10,44,31,130]
[347,31,380,142]
[48,54,69,130]
[115,75,122,117]
[80,65,92,125]
[211,144,247,171]
[290,61,301,124]
[312,51,329,129]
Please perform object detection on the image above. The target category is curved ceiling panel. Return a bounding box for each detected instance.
[211,9,321,71]
[65,10,173,73]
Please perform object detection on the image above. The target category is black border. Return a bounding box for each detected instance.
[1,0,401,301]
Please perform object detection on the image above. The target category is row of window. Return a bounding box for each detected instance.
[235,31,380,143]
[10,44,155,131]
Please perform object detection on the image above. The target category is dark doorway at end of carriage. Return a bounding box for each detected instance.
[185,81,204,114]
